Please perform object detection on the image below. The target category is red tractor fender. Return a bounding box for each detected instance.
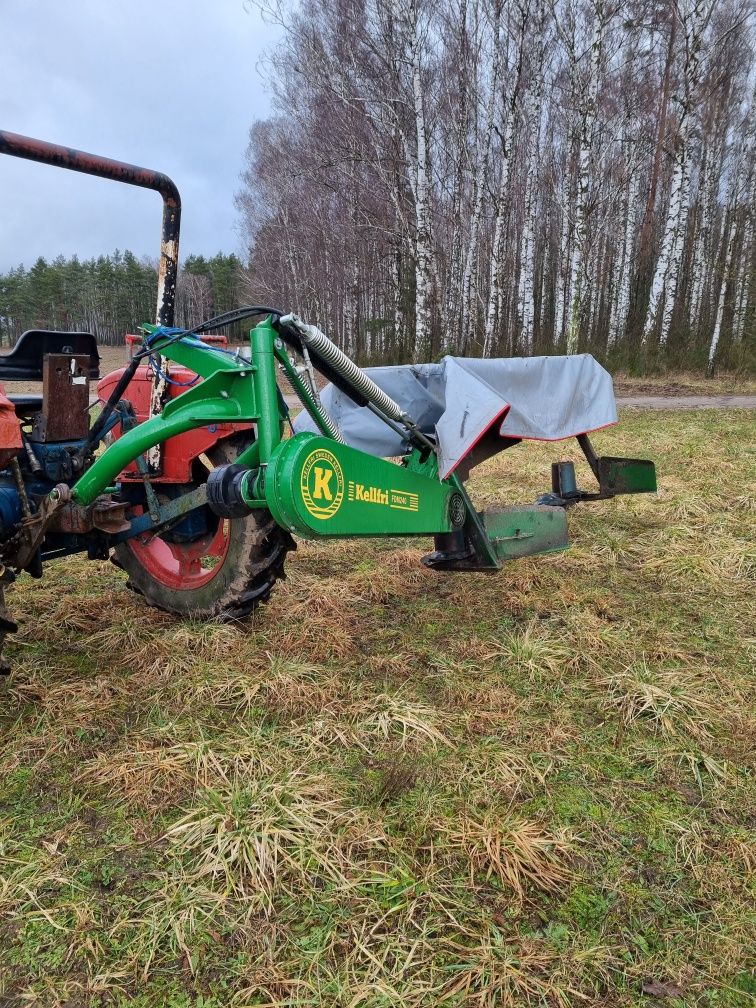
[97,335,252,483]
[0,383,23,467]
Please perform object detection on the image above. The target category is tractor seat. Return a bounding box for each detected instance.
[7,394,43,415]
[0,330,100,382]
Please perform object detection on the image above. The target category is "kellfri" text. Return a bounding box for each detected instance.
[354,483,388,505]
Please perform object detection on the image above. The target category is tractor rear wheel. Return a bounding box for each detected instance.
[113,436,294,620]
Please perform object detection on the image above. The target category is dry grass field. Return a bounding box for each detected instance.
[0,407,753,1007]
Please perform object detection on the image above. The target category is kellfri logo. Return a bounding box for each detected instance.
[347,481,420,512]
[300,447,344,520]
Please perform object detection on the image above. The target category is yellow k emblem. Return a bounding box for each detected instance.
[301,447,344,520]
[312,466,333,500]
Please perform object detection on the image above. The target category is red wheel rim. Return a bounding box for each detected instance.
[128,515,231,591]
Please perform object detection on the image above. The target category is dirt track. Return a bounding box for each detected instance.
[616,394,756,410]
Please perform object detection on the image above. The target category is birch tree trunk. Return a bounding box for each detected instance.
[516,87,542,351]
[516,2,547,352]
[688,131,718,331]
[635,11,676,332]
[641,169,683,346]
[442,0,470,351]
[565,0,606,354]
[731,208,753,345]
[460,0,502,353]
[699,140,734,341]
[409,0,434,360]
[641,0,714,350]
[483,1,528,356]
[707,205,738,375]
[708,101,755,374]
[553,178,571,346]
[658,166,693,347]
[609,162,639,349]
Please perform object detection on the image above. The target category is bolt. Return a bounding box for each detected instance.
[274,338,283,349]
[220,390,229,399]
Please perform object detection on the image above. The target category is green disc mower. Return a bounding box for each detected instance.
[0,131,656,669]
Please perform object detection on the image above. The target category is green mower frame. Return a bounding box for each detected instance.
[72,315,656,573]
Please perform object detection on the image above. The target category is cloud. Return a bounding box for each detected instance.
[0,0,279,270]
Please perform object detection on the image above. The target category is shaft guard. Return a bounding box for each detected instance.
[264,433,458,539]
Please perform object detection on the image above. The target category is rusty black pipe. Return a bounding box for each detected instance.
[0,130,181,327]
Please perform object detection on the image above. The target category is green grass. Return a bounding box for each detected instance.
[1,409,754,1007]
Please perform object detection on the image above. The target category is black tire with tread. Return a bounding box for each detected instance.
[114,436,294,620]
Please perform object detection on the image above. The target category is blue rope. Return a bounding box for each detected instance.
[143,325,186,347]
[144,326,244,361]
[147,354,201,388]
[178,334,245,359]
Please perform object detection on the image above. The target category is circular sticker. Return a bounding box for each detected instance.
[300,447,344,520]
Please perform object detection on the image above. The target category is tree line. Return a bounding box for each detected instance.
[0,251,246,347]
[238,0,754,373]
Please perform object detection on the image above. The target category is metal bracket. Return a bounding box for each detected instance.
[111,484,209,544]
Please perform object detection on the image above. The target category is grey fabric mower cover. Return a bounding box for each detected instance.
[294,354,617,479]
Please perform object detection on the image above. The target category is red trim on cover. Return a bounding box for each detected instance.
[443,405,510,478]
[442,410,619,479]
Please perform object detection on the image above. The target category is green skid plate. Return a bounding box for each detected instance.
[483,505,568,561]
[265,433,459,538]
[597,457,657,495]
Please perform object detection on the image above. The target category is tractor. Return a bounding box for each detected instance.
[0,131,657,671]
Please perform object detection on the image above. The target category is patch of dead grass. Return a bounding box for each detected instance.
[437,816,575,901]
[432,934,582,1008]
[354,694,453,750]
[77,727,279,809]
[596,659,717,738]
[192,652,347,719]
[487,620,578,680]
[163,770,367,914]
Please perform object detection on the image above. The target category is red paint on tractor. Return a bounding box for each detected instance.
[0,384,23,467]
[128,509,231,590]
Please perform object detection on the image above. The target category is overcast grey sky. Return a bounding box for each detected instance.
[0,0,280,270]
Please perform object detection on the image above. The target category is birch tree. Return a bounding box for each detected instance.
[641,0,715,350]
[460,0,502,353]
[406,0,435,357]
[240,0,753,371]
[608,132,640,349]
[515,0,548,351]
[561,0,610,354]
[708,91,755,373]
[730,209,753,345]
[483,0,528,356]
